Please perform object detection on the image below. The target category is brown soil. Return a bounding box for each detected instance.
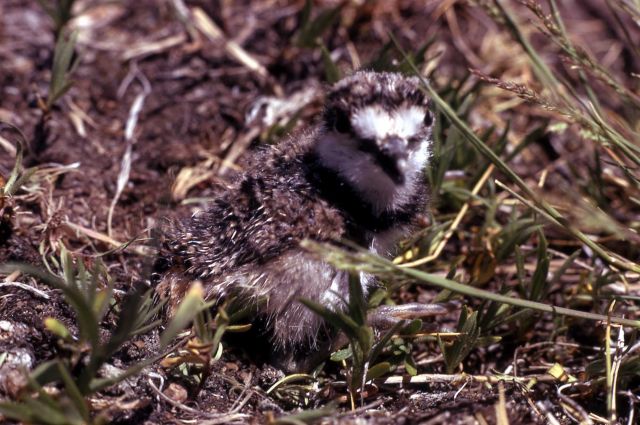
[1,1,636,424]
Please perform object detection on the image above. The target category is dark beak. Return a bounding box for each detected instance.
[378,136,408,184]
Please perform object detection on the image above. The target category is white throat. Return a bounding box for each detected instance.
[313,131,430,215]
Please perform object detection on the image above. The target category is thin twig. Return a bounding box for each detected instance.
[107,64,151,238]
[0,280,50,299]
[377,372,557,386]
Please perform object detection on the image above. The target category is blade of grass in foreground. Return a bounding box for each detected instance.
[302,240,640,329]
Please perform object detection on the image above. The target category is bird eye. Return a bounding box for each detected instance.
[333,110,352,133]
[423,111,434,127]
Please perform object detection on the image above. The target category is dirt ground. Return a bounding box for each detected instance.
[1,0,639,424]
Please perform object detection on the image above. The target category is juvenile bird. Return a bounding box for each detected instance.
[156,71,436,370]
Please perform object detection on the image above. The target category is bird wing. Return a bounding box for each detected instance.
[163,171,345,281]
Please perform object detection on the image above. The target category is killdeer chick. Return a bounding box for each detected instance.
[156,71,438,370]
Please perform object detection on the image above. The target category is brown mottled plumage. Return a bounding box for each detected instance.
[155,71,434,369]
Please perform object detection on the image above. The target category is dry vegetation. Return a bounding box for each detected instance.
[1,0,640,424]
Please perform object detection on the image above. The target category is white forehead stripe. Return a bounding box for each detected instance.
[352,105,424,139]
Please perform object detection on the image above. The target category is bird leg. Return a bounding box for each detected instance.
[367,302,454,331]
[273,302,453,373]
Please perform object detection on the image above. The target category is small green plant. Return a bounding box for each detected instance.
[30,1,79,158]
[301,273,408,408]
[32,30,79,158]
[160,304,227,396]
[0,132,36,200]
[296,0,346,85]
[36,0,77,41]
[439,307,481,374]
[0,248,206,424]
[46,31,78,112]
[159,295,255,400]
[295,0,344,49]
[0,132,37,239]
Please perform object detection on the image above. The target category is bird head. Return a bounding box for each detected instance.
[318,71,434,189]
